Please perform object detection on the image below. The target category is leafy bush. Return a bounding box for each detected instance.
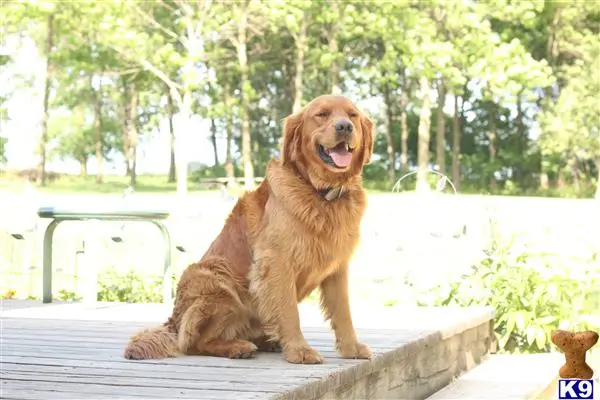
[417,237,599,354]
[96,269,177,303]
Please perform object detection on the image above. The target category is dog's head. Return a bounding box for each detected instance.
[280,95,374,189]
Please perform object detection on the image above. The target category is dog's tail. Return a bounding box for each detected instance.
[123,325,180,360]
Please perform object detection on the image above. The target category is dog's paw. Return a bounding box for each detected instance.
[254,336,283,352]
[284,345,324,364]
[228,341,258,359]
[259,340,282,353]
[338,342,372,359]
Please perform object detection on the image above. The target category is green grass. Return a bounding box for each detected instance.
[1,173,393,195]
[0,174,217,194]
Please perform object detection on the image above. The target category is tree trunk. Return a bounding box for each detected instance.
[416,76,431,193]
[544,6,561,101]
[452,94,461,190]
[487,132,497,189]
[436,81,446,174]
[224,88,235,184]
[210,117,219,166]
[121,78,131,177]
[329,2,342,95]
[595,159,600,199]
[79,156,87,177]
[487,99,498,190]
[515,90,525,184]
[557,167,566,188]
[166,83,176,183]
[127,82,138,187]
[174,89,192,197]
[292,11,308,113]
[540,170,549,190]
[237,2,254,190]
[400,90,409,175]
[92,75,103,184]
[38,14,53,186]
[382,81,396,183]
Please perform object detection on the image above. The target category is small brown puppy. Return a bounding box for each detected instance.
[124,95,374,364]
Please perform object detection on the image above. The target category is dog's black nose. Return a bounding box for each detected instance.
[335,119,353,133]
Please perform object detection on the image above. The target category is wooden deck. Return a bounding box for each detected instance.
[1,299,495,400]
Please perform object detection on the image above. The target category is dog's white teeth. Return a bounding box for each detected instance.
[345,144,349,152]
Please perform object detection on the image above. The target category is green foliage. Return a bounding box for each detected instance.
[96,269,176,303]
[417,237,600,354]
[51,270,176,303]
[0,137,7,166]
[189,164,244,181]
[1,1,598,197]
[57,289,81,302]
[539,36,600,174]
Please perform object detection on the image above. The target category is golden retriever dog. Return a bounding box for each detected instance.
[123,94,374,364]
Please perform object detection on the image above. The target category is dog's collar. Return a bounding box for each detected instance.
[320,186,345,201]
[288,162,346,202]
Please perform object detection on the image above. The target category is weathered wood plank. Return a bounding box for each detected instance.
[0,300,496,400]
[2,322,426,344]
[2,334,411,351]
[1,329,412,342]
[2,371,302,393]
[1,314,412,330]
[2,344,375,363]
[0,320,335,335]
[1,330,421,350]
[2,361,341,380]
[1,299,54,311]
[3,321,423,335]
[2,318,151,330]
[3,317,435,336]
[2,342,398,362]
[1,348,363,369]
[1,338,363,354]
[1,387,126,400]
[1,380,267,399]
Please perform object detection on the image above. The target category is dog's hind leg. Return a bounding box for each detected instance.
[178,301,258,359]
[253,335,282,352]
[200,339,258,359]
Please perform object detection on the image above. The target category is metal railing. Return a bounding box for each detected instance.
[37,205,173,304]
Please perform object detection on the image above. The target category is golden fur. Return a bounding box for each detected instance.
[124,94,374,364]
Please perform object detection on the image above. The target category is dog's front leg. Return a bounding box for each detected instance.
[249,253,324,364]
[320,264,372,359]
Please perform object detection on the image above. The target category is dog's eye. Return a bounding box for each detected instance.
[349,113,358,118]
[315,111,329,118]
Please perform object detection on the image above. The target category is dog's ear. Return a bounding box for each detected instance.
[281,111,304,164]
[360,113,375,165]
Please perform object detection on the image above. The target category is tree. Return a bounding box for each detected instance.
[2,0,597,200]
[278,1,311,112]
[4,1,59,184]
[539,36,600,198]
[165,81,177,183]
[213,0,274,189]
[402,4,449,192]
[91,0,219,195]
[38,13,53,186]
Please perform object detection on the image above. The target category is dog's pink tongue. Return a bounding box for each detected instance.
[329,144,352,167]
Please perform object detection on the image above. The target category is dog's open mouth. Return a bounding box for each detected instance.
[318,142,354,168]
